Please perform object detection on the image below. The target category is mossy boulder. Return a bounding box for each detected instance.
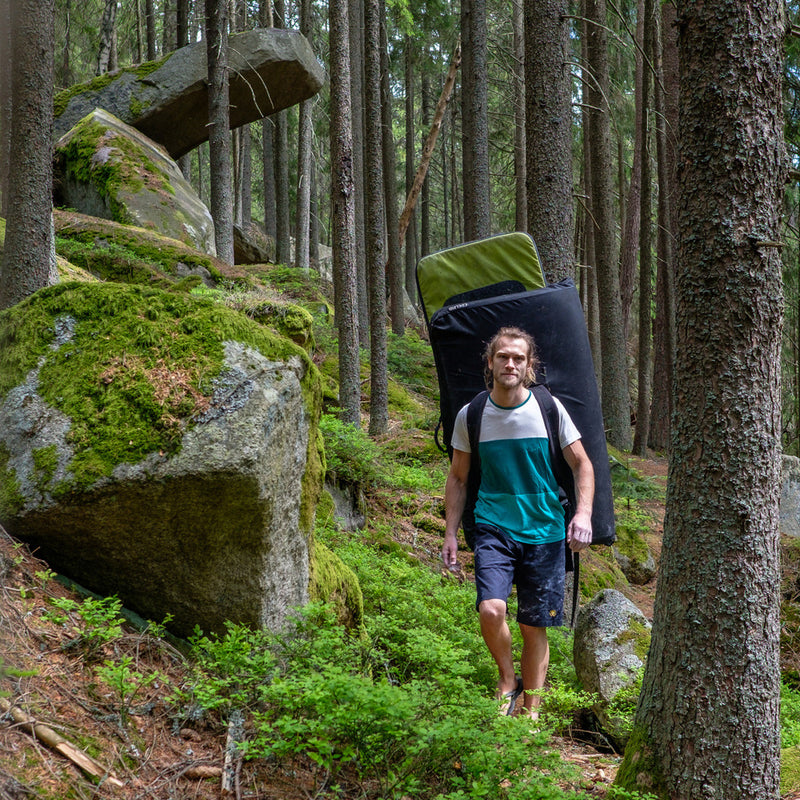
[53,209,246,289]
[574,589,651,750]
[0,282,324,637]
[53,29,325,160]
[54,109,216,254]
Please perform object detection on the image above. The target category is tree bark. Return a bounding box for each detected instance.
[97,0,118,75]
[619,0,644,341]
[273,0,291,266]
[381,8,403,336]
[0,0,11,218]
[0,0,55,309]
[364,0,388,434]
[616,0,785,795]
[525,0,573,279]
[586,0,631,449]
[648,0,678,452]
[329,0,362,426]
[632,0,653,457]
[512,0,526,233]
[461,0,491,241]
[205,0,234,265]
[145,0,157,59]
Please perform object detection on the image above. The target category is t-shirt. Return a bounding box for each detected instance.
[451,390,581,545]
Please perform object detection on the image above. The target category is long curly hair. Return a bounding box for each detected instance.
[482,327,539,388]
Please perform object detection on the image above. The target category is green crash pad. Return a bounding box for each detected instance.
[416,232,546,321]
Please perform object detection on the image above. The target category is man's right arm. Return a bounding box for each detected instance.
[442,448,471,568]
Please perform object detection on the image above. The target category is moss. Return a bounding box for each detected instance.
[614,619,651,662]
[56,118,170,224]
[782,745,800,795]
[55,230,221,286]
[53,54,172,117]
[613,512,651,563]
[31,445,59,495]
[614,724,669,798]
[0,444,25,516]
[579,545,630,599]
[387,377,426,417]
[0,282,322,501]
[308,538,364,631]
[246,302,315,350]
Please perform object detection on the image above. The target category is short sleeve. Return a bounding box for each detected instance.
[554,396,582,449]
[450,404,471,453]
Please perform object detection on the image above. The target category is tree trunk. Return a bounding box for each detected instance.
[461,0,490,241]
[405,42,419,301]
[176,0,190,50]
[233,0,252,229]
[648,0,678,452]
[349,0,369,348]
[273,0,291,265]
[512,0,526,233]
[632,0,653,457]
[205,0,234,265]
[619,0,644,341]
[381,9,403,335]
[262,118,277,239]
[145,0,156,59]
[97,0,118,75]
[329,0,361,426]
[616,0,785,795]
[162,0,176,56]
[364,0,388,434]
[259,0,276,239]
[525,0,573,278]
[293,0,312,272]
[586,0,631,449]
[0,0,11,217]
[0,0,55,309]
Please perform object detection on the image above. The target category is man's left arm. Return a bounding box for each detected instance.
[562,440,594,552]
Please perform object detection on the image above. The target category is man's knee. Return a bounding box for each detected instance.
[479,599,507,626]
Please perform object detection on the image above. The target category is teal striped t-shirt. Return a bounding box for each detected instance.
[451,390,581,545]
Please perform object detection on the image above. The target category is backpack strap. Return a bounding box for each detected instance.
[462,390,490,550]
[530,383,581,628]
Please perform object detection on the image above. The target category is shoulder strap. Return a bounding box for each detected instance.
[531,384,580,628]
[530,384,576,511]
[462,390,489,549]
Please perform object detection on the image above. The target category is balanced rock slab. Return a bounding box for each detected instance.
[54,28,325,159]
[54,109,216,255]
[0,282,323,637]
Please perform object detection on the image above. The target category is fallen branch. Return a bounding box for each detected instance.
[398,41,462,246]
[0,697,123,788]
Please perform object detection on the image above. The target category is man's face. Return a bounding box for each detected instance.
[488,336,532,390]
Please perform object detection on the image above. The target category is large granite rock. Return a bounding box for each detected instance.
[574,589,651,750]
[54,29,325,159]
[54,109,216,255]
[0,282,324,637]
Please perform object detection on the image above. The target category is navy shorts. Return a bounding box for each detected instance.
[473,524,565,627]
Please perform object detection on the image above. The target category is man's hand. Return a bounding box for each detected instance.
[566,510,592,552]
[442,531,459,570]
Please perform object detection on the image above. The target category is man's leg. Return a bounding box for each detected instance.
[519,623,549,714]
[478,598,518,696]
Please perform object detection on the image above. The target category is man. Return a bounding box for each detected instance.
[442,326,594,717]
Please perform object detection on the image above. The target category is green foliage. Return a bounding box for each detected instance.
[319,412,383,486]
[610,459,665,502]
[782,680,800,748]
[182,599,583,800]
[43,594,124,661]
[386,330,438,400]
[95,656,164,724]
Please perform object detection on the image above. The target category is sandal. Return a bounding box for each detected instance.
[497,677,523,716]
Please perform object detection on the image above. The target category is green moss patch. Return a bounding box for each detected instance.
[53,55,171,118]
[53,211,229,287]
[0,282,320,494]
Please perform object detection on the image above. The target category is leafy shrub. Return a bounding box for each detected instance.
[319,412,383,486]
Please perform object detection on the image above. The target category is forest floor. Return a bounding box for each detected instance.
[0,451,669,800]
